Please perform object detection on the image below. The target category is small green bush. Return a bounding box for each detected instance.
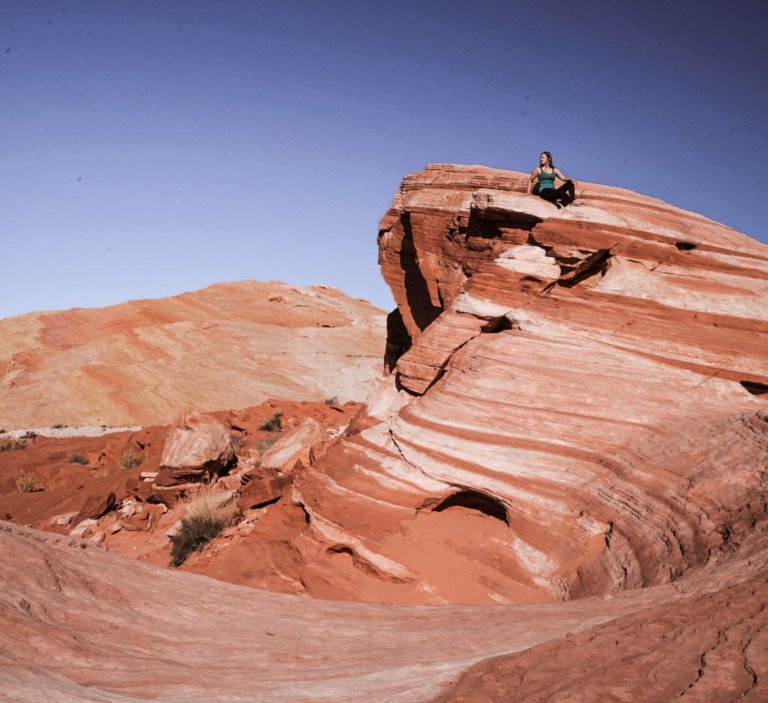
[0,438,25,452]
[121,448,143,469]
[69,453,89,465]
[15,473,40,493]
[259,411,283,432]
[169,514,225,566]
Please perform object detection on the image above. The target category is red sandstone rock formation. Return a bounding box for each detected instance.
[0,280,385,429]
[237,164,768,606]
[2,164,768,700]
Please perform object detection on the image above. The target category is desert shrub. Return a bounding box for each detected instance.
[169,488,238,566]
[121,448,143,469]
[230,434,244,452]
[20,431,37,440]
[0,438,26,452]
[324,396,339,406]
[69,453,89,465]
[257,437,278,454]
[259,411,283,432]
[15,473,40,493]
[52,423,67,429]
[169,514,225,567]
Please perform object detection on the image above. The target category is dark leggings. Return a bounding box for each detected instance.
[538,180,575,206]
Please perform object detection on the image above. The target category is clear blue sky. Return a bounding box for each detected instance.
[2,0,766,318]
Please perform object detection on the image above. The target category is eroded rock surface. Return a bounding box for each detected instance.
[0,280,385,429]
[1,521,765,702]
[242,164,768,606]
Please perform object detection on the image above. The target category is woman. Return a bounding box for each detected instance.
[530,151,576,208]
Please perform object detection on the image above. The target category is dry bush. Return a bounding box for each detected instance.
[324,396,339,406]
[69,453,89,465]
[230,433,244,453]
[0,438,26,452]
[257,437,278,454]
[121,448,143,469]
[15,473,41,493]
[169,487,238,567]
[259,411,283,432]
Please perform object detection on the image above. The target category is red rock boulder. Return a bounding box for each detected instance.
[261,418,327,474]
[159,413,235,485]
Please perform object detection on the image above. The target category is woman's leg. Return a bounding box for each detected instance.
[538,188,559,205]
[554,180,575,206]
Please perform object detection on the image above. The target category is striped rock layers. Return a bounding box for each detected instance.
[292,164,768,605]
[0,281,385,429]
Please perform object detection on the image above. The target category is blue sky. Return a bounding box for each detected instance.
[2,0,766,318]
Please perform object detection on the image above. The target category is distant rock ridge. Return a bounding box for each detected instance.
[0,280,386,429]
[276,163,768,604]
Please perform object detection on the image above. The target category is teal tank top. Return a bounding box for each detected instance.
[539,168,555,191]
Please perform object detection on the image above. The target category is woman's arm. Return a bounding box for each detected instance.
[554,168,575,184]
[529,168,540,193]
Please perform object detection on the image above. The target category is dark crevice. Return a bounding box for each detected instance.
[481,316,515,333]
[298,502,311,525]
[526,231,548,248]
[528,230,613,288]
[558,249,612,287]
[539,281,557,296]
[249,496,281,510]
[96,492,117,519]
[326,544,412,583]
[394,374,420,396]
[467,205,542,239]
[421,334,480,394]
[384,307,411,373]
[327,545,355,556]
[433,490,509,525]
[675,241,698,251]
[401,213,443,332]
[741,381,768,396]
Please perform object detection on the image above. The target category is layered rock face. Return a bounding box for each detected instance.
[3,165,768,701]
[288,164,768,604]
[0,281,385,429]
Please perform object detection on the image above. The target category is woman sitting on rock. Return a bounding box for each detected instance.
[530,151,576,208]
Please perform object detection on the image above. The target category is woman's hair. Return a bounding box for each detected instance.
[541,151,554,168]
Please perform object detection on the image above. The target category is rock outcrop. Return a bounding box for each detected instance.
[261,164,768,605]
[261,417,327,473]
[0,280,385,429]
[1,520,765,702]
[159,412,235,483]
